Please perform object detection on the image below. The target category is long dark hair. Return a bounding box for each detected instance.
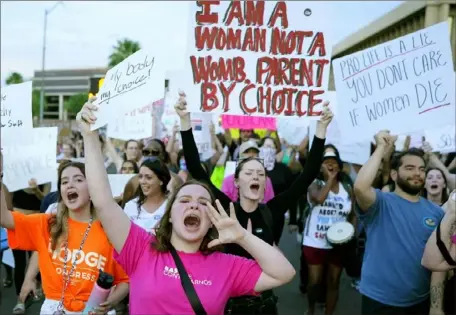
[136,158,171,217]
[422,168,449,204]
[48,161,95,251]
[152,180,222,254]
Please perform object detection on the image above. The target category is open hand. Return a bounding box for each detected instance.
[76,96,98,135]
[205,200,247,248]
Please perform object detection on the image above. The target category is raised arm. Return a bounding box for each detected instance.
[354,131,396,212]
[423,141,456,191]
[77,98,131,253]
[174,93,232,207]
[267,104,331,214]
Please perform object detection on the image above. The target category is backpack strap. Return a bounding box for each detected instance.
[436,222,456,266]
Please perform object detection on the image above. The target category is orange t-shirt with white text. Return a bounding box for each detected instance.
[7,212,129,312]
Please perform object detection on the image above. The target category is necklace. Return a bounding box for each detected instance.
[53,217,93,315]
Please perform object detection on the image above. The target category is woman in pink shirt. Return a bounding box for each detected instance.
[77,98,296,315]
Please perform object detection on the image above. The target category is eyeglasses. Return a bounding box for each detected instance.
[142,149,160,156]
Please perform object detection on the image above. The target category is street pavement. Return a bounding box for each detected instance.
[0,231,361,314]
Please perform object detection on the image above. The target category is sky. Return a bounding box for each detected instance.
[0,0,403,83]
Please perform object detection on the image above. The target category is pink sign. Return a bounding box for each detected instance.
[221,115,276,130]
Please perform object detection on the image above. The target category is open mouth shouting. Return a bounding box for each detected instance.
[183,212,201,232]
[67,191,79,204]
[249,183,260,194]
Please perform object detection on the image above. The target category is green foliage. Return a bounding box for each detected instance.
[5,72,24,85]
[32,89,41,118]
[108,38,141,68]
[64,93,88,114]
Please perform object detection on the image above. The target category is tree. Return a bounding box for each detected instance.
[5,72,24,85]
[64,93,88,115]
[108,38,141,68]
[32,90,41,118]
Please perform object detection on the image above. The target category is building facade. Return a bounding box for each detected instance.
[328,0,455,90]
[33,68,107,121]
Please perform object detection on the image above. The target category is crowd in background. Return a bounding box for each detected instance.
[0,94,455,315]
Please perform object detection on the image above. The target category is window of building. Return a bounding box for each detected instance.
[44,95,59,119]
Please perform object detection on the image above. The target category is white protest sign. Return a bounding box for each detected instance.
[91,49,166,130]
[191,113,213,161]
[1,81,33,137]
[277,117,309,145]
[309,120,371,166]
[108,174,136,198]
[181,1,334,118]
[2,127,58,192]
[333,21,455,144]
[107,100,165,140]
[394,131,424,150]
[425,125,455,153]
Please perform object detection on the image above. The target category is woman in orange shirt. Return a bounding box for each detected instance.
[0,158,129,315]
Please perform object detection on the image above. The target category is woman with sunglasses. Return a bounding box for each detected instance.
[75,97,295,315]
[120,143,184,208]
[176,93,332,315]
[123,157,171,233]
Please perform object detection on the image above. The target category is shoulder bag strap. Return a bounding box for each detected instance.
[169,247,207,315]
[436,221,456,266]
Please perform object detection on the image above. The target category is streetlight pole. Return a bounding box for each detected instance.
[39,1,63,123]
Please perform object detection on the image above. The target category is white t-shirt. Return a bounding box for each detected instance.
[123,197,167,234]
[303,180,352,249]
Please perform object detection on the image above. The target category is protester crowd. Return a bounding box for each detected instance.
[0,88,455,315]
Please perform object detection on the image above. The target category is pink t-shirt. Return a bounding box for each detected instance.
[451,234,456,244]
[221,174,275,202]
[114,223,263,315]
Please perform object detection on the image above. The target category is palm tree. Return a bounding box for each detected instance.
[5,72,24,85]
[108,39,141,68]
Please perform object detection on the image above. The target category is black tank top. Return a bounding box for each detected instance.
[12,186,44,211]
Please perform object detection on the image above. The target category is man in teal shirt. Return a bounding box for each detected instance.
[354,131,444,315]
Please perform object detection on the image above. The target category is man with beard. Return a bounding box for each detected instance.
[353,130,444,315]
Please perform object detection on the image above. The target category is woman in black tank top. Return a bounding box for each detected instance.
[176,95,332,315]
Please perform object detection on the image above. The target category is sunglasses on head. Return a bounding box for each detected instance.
[142,149,161,156]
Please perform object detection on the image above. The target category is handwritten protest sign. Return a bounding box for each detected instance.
[333,21,455,144]
[1,81,33,137]
[2,127,58,192]
[192,113,213,161]
[181,1,334,118]
[222,114,276,130]
[91,49,166,130]
[425,125,455,153]
[107,99,164,140]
